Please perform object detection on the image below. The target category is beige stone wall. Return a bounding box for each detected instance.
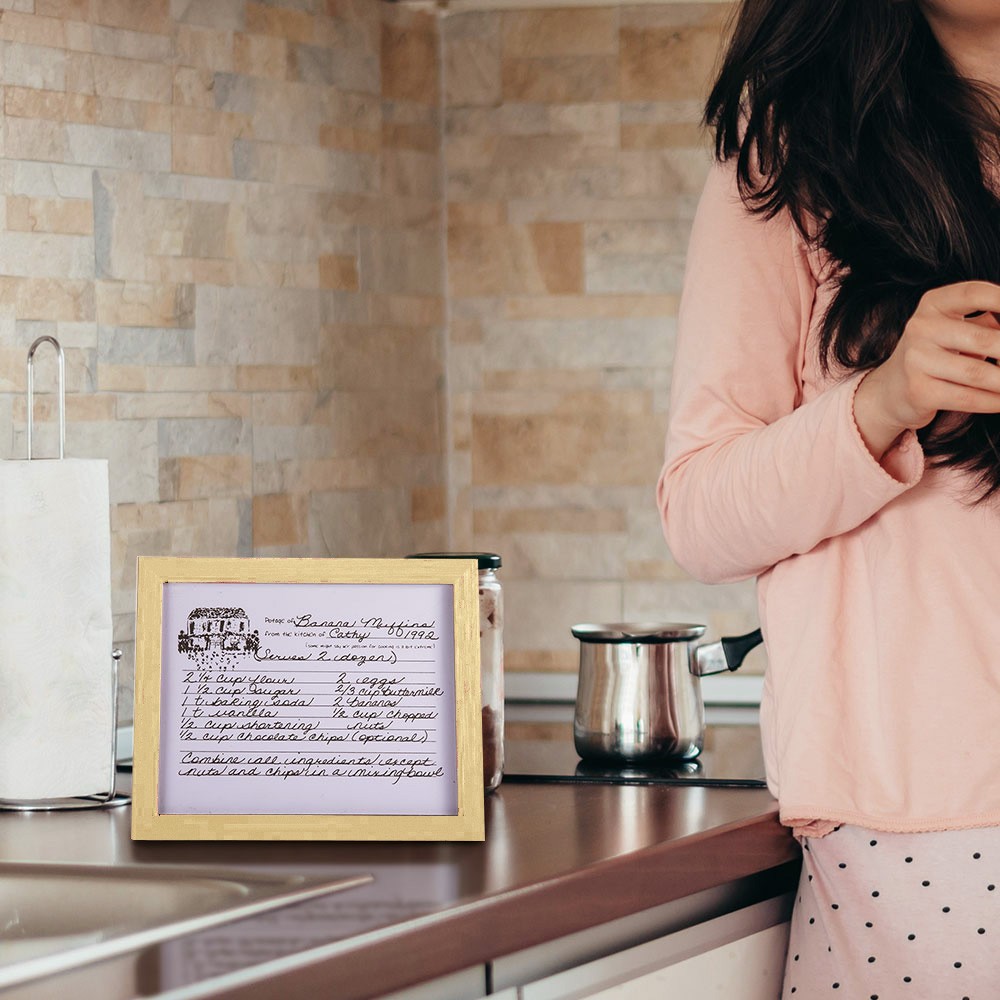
[0,0,448,716]
[1,0,763,720]
[442,2,764,681]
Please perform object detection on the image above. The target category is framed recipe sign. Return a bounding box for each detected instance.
[131,557,484,841]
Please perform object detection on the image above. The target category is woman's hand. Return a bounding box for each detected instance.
[853,281,1000,460]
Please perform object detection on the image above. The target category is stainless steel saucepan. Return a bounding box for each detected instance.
[570,622,763,763]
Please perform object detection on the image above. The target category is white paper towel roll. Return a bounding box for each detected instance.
[0,458,114,801]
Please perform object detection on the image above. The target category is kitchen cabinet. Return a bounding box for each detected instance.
[491,873,793,1000]
[515,894,791,1000]
[380,967,487,1000]
[398,883,793,1000]
[580,924,789,999]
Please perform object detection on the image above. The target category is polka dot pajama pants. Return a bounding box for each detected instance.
[781,824,1000,999]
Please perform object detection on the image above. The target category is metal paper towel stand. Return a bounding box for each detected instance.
[0,337,129,811]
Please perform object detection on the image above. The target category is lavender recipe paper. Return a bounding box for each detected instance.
[158,582,458,816]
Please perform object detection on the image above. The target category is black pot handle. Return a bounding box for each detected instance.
[692,628,763,677]
[722,628,764,671]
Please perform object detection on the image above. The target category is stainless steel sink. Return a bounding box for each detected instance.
[0,861,372,988]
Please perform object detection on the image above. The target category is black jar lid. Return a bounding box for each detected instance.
[408,551,501,570]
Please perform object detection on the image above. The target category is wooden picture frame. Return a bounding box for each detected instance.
[131,556,484,841]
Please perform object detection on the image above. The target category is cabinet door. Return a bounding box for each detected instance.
[378,965,487,1000]
[520,894,792,1000]
[580,922,789,999]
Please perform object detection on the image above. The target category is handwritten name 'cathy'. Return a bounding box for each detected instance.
[290,615,439,641]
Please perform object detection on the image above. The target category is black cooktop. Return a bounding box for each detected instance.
[503,727,768,788]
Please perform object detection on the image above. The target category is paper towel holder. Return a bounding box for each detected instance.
[0,650,129,811]
[26,334,65,461]
[0,338,129,811]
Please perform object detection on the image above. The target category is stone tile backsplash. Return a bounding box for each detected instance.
[0,0,758,721]
[443,1,760,678]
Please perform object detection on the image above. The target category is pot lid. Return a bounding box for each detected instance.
[570,622,706,644]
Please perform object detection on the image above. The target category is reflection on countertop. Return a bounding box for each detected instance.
[505,703,767,786]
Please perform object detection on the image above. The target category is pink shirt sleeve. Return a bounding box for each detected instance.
[656,160,924,584]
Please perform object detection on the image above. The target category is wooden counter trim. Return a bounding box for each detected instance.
[200,808,800,1000]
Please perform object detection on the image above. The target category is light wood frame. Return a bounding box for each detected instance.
[132,556,484,841]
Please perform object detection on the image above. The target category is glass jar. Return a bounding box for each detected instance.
[476,557,504,792]
[408,552,504,792]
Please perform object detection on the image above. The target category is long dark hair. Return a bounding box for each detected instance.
[706,0,1000,499]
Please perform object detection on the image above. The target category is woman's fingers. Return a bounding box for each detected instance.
[853,282,1000,460]
[925,314,1000,359]
[919,349,1000,410]
[923,280,1000,319]
[921,381,1000,414]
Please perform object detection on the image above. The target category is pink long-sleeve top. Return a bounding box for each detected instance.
[658,159,1000,838]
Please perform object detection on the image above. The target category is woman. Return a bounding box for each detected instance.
[657,0,1000,995]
